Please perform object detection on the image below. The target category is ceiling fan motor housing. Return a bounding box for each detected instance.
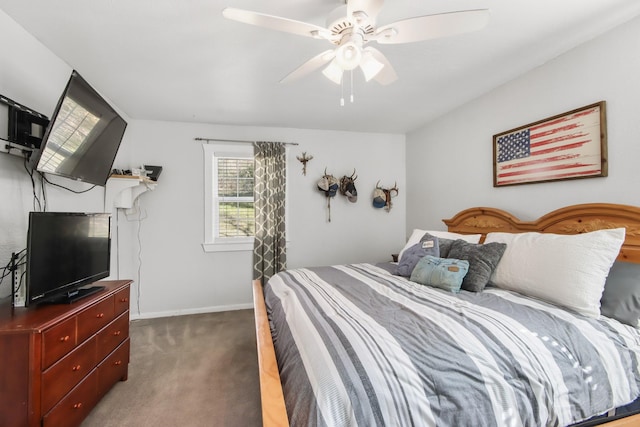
[326,4,375,44]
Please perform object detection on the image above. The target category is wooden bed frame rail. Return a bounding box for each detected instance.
[253,279,289,427]
[254,203,640,427]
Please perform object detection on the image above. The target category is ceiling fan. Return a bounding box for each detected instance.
[222,0,490,86]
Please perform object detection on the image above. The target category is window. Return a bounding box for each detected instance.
[217,157,254,237]
[203,144,254,252]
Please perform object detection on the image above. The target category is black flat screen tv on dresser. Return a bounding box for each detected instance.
[25,211,111,306]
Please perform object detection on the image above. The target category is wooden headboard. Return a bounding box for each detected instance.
[443,203,640,263]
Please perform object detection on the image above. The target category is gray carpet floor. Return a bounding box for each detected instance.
[81,309,262,427]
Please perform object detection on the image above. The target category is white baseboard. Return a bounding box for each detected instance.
[129,302,254,320]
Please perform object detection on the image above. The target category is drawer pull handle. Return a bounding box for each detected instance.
[96,313,105,318]
[113,331,121,336]
[59,335,70,342]
[73,402,83,409]
[120,297,129,302]
[114,360,122,366]
[72,364,81,371]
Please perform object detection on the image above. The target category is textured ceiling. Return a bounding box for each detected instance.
[2,0,640,133]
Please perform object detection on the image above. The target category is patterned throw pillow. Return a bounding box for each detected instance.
[395,233,440,277]
[410,255,470,293]
[448,240,507,292]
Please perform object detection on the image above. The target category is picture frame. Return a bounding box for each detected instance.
[493,101,607,187]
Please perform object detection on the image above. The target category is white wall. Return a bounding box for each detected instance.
[0,10,123,299]
[406,15,640,234]
[123,121,405,318]
[0,8,406,315]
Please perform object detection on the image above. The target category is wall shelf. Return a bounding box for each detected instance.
[105,174,157,209]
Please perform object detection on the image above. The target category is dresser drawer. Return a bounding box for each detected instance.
[114,286,130,316]
[96,311,129,362]
[42,335,98,414]
[97,338,130,399]
[43,316,77,369]
[43,369,98,427]
[77,297,115,343]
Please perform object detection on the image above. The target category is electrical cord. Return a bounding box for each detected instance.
[0,250,26,299]
[125,199,147,316]
[41,171,48,212]
[16,269,26,293]
[136,206,143,316]
[23,155,42,211]
[39,173,97,194]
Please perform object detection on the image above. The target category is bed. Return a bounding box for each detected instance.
[253,203,640,427]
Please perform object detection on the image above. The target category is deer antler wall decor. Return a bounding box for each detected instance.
[296,152,313,176]
[317,167,339,222]
[372,181,399,212]
[339,169,358,203]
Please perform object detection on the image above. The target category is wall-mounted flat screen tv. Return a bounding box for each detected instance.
[32,70,127,186]
[26,212,111,306]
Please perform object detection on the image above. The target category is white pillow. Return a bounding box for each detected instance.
[484,228,625,318]
[399,229,482,262]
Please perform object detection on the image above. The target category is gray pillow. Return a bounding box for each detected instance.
[395,233,440,277]
[600,261,640,328]
[448,240,507,292]
[438,237,455,258]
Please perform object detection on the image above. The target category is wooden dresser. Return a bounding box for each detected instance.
[0,280,131,427]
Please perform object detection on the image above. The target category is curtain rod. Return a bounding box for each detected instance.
[194,137,298,146]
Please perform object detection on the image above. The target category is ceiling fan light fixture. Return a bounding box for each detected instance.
[335,42,362,71]
[322,60,343,84]
[360,52,384,81]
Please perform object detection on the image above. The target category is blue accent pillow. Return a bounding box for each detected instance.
[410,255,470,293]
[395,233,440,277]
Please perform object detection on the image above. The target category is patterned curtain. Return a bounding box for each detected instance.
[253,141,287,283]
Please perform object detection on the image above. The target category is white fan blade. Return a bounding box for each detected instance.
[375,9,490,44]
[222,8,331,40]
[348,0,384,23]
[280,50,336,84]
[365,47,397,85]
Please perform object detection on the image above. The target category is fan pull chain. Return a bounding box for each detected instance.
[340,75,345,106]
[350,71,354,103]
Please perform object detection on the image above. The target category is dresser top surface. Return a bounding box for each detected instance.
[0,280,131,332]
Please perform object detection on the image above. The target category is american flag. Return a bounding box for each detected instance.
[495,106,603,186]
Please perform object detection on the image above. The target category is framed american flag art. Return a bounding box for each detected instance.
[493,101,607,187]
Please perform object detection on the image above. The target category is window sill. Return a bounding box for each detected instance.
[202,241,254,253]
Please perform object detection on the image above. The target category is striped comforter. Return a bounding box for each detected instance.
[264,263,640,427]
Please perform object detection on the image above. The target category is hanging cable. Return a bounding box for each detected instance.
[40,170,47,212]
[39,173,97,194]
[350,70,354,103]
[23,155,42,211]
[125,198,147,316]
[0,250,26,299]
